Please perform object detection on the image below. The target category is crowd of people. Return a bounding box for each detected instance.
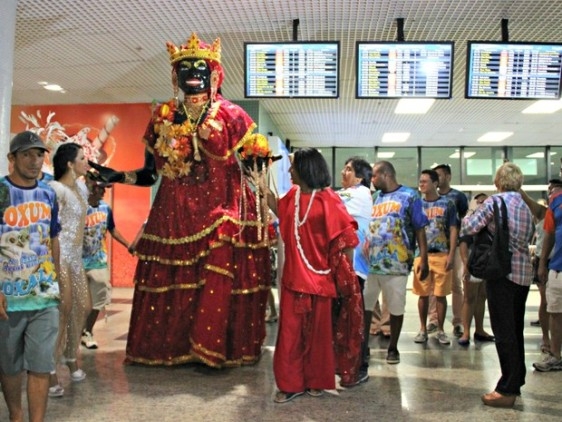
[1,32,560,421]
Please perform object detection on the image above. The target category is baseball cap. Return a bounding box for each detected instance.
[9,131,49,154]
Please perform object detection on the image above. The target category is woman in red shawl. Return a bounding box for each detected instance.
[89,33,270,367]
[265,148,362,403]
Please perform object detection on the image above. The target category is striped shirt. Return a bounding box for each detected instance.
[460,191,533,286]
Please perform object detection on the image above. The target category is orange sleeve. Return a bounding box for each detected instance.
[544,207,555,233]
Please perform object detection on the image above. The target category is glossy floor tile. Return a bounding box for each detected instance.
[2,287,561,422]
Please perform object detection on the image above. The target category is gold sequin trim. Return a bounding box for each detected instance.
[125,350,261,368]
[134,279,270,295]
[141,214,266,245]
[136,280,205,293]
[205,264,233,279]
[197,123,256,161]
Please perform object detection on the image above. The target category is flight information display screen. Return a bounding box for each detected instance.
[466,42,562,99]
[356,42,454,99]
[244,42,339,98]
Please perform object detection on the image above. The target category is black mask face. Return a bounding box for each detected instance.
[176,59,211,95]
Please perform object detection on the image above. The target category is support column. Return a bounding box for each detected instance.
[0,0,18,174]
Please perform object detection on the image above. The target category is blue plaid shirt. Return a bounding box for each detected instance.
[460,192,533,286]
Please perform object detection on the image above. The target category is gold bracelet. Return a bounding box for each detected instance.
[123,171,137,185]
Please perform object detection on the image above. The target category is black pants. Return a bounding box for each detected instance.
[486,276,529,396]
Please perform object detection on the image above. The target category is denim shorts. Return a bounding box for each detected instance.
[0,306,59,375]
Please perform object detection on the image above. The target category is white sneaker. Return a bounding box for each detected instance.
[71,369,86,382]
[48,384,64,398]
[414,331,428,343]
[436,331,451,345]
[81,331,98,349]
[533,354,562,372]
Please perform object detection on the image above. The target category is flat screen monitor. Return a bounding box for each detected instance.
[465,41,562,99]
[244,41,339,98]
[356,41,454,99]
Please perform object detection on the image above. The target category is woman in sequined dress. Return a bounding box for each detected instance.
[88,33,271,367]
[48,143,90,396]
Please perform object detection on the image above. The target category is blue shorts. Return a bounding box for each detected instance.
[0,306,59,375]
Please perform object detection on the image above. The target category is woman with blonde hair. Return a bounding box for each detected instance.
[461,162,533,408]
[48,143,91,397]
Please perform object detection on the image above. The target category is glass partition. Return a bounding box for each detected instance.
[549,146,562,180]
[377,147,419,189]
[420,147,461,184]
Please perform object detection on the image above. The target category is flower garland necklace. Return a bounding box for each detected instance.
[153,98,210,179]
[294,186,331,275]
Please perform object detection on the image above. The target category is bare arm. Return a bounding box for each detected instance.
[109,228,131,252]
[415,228,429,281]
[520,188,546,220]
[538,231,555,283]
[446,225,458,271]
[0,293,7,320]
[128,222,147,254]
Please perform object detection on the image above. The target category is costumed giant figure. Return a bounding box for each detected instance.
[89,33,271,367]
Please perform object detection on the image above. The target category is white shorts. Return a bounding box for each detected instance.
[86,268,111,310]
[365,274,408,316]
[546,270,562,314]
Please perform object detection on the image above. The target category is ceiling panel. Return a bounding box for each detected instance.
[12,0,562,147]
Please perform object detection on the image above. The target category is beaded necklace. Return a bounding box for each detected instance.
[294,186,331,275]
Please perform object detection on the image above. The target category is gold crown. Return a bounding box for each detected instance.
[167,33,221,65]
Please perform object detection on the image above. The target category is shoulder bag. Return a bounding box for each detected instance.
[468,196,512,280]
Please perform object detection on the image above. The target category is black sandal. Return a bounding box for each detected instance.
[274,391,304,403]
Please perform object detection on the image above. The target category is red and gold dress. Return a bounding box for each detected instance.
[125,96,271,367]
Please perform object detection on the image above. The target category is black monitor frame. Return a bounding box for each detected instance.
[355,41,454,99]
[244,41,340,99]
[465,41,562,100]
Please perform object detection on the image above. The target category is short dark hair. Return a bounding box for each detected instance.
[292,148,331,189]
[421,169,439,183]
[53,143,83,181]
[474,192,488,201]
[345,156,372,188]
[548,178,562,187]
[374,161,396,178]
[432,163,452,175]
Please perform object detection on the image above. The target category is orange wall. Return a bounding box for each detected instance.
[11,103,153,287]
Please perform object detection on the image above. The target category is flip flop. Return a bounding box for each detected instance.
[274,391,304,403]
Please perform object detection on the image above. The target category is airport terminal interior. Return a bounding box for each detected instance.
[1,287,560,422]
[4,1,562,422]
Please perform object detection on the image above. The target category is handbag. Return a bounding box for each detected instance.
[468,196,512,280]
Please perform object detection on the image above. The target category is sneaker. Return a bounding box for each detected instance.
[386,348,400,364]
[48,385,64,398]
[533,354,562,372]
[414,331,428,343]
[71,369,86,382]
[453,325,463,338]
[81,331,98,349]
[426,322,438,333]
[436,331,451,345]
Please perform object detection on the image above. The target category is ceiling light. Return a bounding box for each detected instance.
[394,98,435,114]
[382,132,410,143]
[476,132,513,143]
[521,99,562,114]
[526,152,557,158]
[449,151,476,159]
[377,152,395,158]
[43,84,64,92]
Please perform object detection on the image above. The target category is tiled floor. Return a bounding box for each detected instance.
[2,287,561,422]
